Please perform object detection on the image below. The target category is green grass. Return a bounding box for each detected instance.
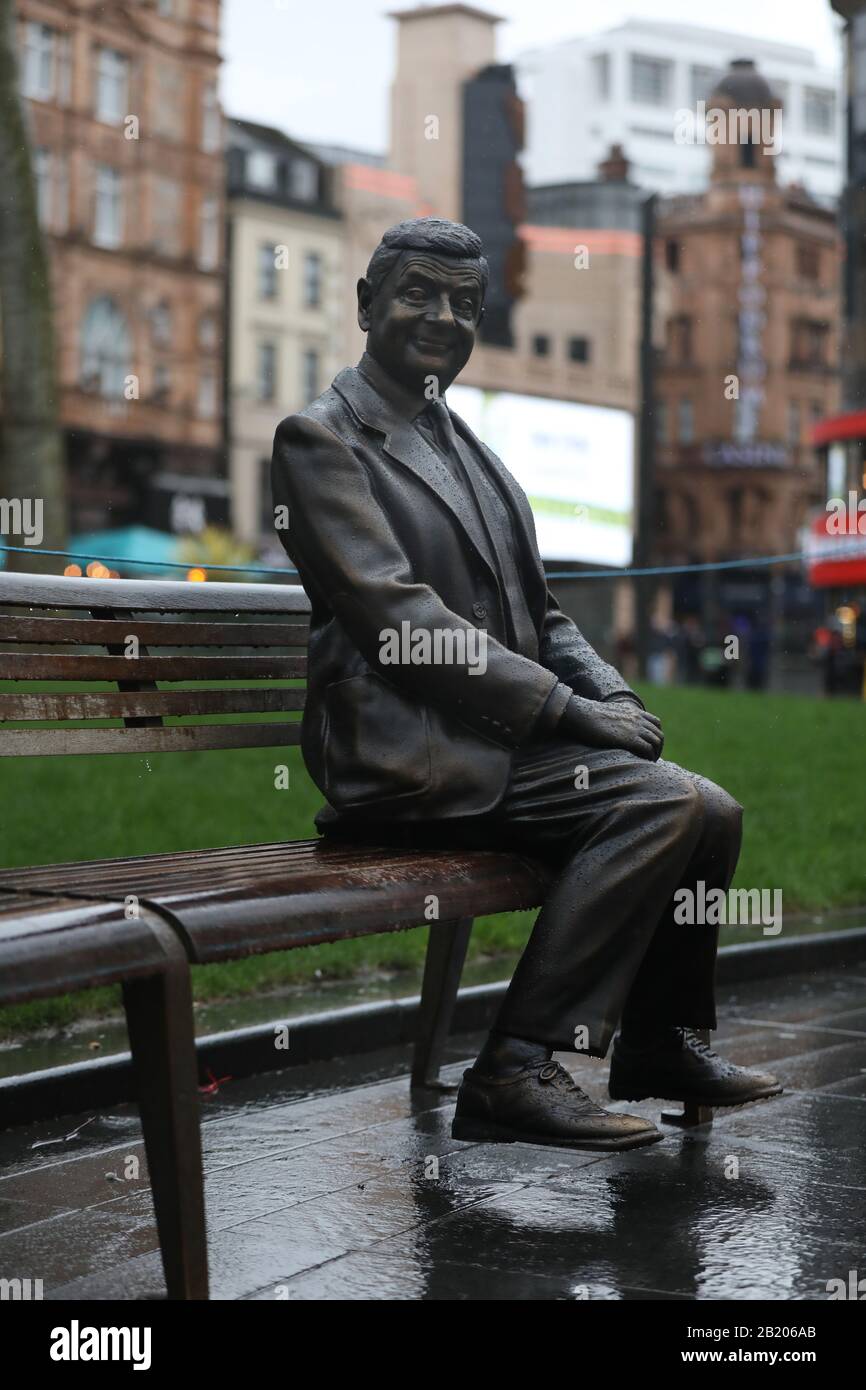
[1,683,864,1040]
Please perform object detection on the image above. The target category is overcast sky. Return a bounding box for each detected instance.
[222,0,843,153]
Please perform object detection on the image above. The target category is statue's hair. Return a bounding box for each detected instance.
[365,217,488,302]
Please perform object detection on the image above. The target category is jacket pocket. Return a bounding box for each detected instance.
[323,672,432,809]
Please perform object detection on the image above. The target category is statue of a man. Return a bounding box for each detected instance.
[272,216,781,1150]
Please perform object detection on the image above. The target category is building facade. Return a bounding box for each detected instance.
[518,19,843,202]
[15,0,227,540]
[226,119,344,549]
[653,61,841,663]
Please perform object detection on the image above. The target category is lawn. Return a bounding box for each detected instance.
[1,683,864,1039]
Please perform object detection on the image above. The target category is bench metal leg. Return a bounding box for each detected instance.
[661,1028,714,1129]
[411,916,473,1091]
[122,920,209,1300]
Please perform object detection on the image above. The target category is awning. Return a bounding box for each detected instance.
[806,513,866,587]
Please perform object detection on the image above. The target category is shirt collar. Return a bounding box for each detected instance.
[356,350,441,423]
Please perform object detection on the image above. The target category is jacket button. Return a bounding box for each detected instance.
[472,602,487,620]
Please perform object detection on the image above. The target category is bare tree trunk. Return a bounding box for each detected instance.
[0,0,67,573]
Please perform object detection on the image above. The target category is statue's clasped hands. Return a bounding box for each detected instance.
[562,694,664,762]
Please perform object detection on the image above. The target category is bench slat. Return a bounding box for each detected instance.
[0,688,306,721]
[0,616,310,647]
[0,572,309,613]
[0,653,306,680]
[0,724,301,755]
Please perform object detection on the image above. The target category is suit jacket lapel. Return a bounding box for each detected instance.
[332,368,498,583]
[449,408,548,611]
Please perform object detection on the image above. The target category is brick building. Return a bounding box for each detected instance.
[14,0,227,540]
[653,60,841,648]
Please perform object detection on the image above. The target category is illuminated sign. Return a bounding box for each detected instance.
[447,384,634,565]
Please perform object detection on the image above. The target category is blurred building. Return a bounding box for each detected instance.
[804,3,866,684]
[225,120,344,547]
[14,0,228,540]
[652,61,841,667]
[519,19,843,202]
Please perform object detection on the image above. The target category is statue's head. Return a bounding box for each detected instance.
[358,217,488,396]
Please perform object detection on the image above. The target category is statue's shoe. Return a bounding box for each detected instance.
[608,1029,784,1107]
[451,1059,663,1151]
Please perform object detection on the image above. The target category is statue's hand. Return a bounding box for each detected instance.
[561,694,664,761]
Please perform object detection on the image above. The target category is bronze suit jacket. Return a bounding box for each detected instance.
[271,363,639,822]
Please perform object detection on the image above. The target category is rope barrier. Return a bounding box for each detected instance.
[0,543,815,582]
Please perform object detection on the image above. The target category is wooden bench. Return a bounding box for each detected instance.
[0,569,551,1300]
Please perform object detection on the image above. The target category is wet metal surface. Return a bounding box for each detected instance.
[0,965,864,1300]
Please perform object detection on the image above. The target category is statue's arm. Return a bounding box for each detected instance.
[271,413,573,747]
[539,588,644,709]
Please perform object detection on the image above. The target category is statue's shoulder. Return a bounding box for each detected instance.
[298,383,346,431]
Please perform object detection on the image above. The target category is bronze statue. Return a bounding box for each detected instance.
[272,217,782,1151]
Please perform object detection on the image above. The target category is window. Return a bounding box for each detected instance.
[34,149,66,232]
[677,399,694,444]
[302,348,319,402]
[152,177,182,257]
[198,194,219,269]
[93,166,123,248]
[790,318,830,368]
[257,341,276,401]
[303,251,322,308]
[150,300,172,347]
[21,22,55,100]
[796,243,820,281]
[258,243,278,300]
[80,297,131,397]
[568,336,590,363]
[690,65,719,106]
[630,55,671,107]
[655,402,667,445]
[667,315,692,361]
[34,148,51,224]
[804,87,835,136]
[772,80,790,113]
[665,239,680,273]
[201,81,221,153]
[289,158,318,201]
[592,54,610,102]
[197,368,218,418]
[247,149,277,190]
[153,63,183,140]
[153,362,171,403]
[532,333,550,357]
[198,313,218,350]
[95,47,129,124]
[787,400,801,444]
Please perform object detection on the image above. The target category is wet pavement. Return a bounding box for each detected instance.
[1,964,865,1300]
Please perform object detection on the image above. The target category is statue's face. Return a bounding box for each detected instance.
[358,250,484,396]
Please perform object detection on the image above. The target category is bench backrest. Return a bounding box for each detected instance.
[0,571,310,757]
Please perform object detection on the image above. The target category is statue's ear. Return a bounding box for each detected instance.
[357,277,372,331]
[476,303,485,327]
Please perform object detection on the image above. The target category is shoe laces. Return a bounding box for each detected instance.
[535,1060,604,1110]
[683,1030,717,1060]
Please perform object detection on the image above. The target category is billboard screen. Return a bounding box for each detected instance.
[446,385,635,566]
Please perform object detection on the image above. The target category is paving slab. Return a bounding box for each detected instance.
[0,963,862,1301]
